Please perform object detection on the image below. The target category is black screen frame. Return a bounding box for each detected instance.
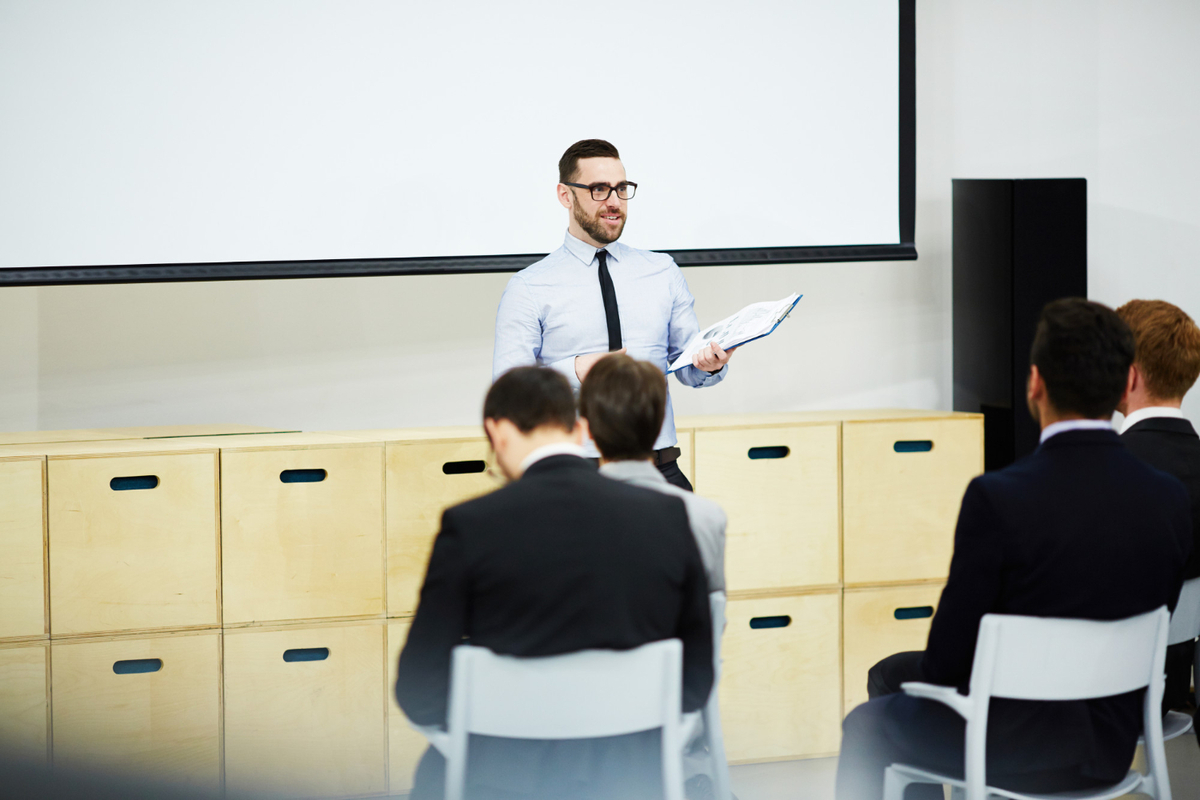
[0,0,916,287]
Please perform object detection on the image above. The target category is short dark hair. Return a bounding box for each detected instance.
[578,354,666,461]
[1030,298,1135,418]
[484,367,577,433]
[1115,299,1200,401]
[559,139,621,184]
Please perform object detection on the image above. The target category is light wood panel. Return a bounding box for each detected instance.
[0,458,46,640]
[694,425,840,592]
[842,583,945,714]
[387,620,429,795]
[48,453,220,636]
[842,418,983,584]
[0,643,49,766]
[224,622,387,798]
[678,409,982,429]
[51,631,221,790]
[719,592,842,762]
[221,444,386,624]
[675,429,695,488]
[386,440,501,616]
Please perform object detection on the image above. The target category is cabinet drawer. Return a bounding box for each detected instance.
[843,418,982,584]
[0,644,48,766]
[223,622,387,798]
[387,620,430,795]
[842,584,944,714]
[0,459,46,640]
[719,592,841,762]
[48,453,219,636]
[222,445,386,624]
[386,440,501,616]
[51,632,221,789]
[694,425,840,591]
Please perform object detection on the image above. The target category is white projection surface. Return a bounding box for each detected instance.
[0,0,900,269]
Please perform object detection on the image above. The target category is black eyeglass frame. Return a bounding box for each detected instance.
[563,181,638,201]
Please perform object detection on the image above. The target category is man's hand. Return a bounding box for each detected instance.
[575,348,626,382]
[692,341,735,374]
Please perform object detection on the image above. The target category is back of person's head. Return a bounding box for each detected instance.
[484,366,577,432]
[1115,299,1200,402]
[579,354,666,461]
[1030,297,1135,419]
[559,139,621,184]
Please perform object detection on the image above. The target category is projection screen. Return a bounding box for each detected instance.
[0,0,915,284]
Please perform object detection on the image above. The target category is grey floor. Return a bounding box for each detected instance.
[729,733,1200,800]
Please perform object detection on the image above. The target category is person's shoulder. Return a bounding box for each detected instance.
[614,240,678,268]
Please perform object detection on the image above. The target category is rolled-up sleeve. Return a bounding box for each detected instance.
[666,263,728,388]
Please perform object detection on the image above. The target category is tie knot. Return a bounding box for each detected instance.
[596,249,608,265]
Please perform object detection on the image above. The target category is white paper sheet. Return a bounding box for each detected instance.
[668,293,801,373]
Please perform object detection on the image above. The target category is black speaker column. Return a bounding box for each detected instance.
[952,179,1088,471]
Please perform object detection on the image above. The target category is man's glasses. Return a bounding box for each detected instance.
[563,181,638,201]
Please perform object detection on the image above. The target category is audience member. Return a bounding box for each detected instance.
[836,298,1193,800]
[395,366,713,800]
[1116,298,1200,720]
[581,353,726,593]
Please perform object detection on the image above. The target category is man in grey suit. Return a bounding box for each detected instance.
[579,353,726,594]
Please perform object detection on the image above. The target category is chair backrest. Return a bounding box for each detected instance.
[1168,576,1200,646]
[971,608,1170,702]
[446,639,683,740]
[710,591,727,670]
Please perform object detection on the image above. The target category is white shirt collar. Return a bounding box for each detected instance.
[519,442,588,473]
[1039,418,1115,444]
[1119,406,1185,434]
[563,230,621,266]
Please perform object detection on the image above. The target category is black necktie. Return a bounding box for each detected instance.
[596,249,623,351]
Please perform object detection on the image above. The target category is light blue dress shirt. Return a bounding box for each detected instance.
[493,231,728,456]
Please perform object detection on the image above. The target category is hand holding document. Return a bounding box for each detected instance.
[667,293,802,374]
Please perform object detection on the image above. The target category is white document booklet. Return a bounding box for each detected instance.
[667,292,802,374]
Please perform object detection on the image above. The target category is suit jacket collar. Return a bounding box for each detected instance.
[599,459,666,488]
[521,453,598,480]
[1123,416,1199,439]
[1038,428,1124,451]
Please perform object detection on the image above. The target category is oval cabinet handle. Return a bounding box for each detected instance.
[279,469,327,484]
[113,658,163,674]
[894,606,934,620]
[747,446,790,460]
[893,441,933,453]
[749,615,792,629]
[110,476,159,491]
[283,647,330,662]
[442,460,487,475]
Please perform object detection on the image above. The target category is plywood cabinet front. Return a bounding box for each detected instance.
[48,453,219,636]
[386,440,501,616]
[221,445,386,624]
[387,619,430,795]
[842,418,982,585]
[0,644,48,766]
[694,425,840,592]
[51,632,222,790]
[0,458,46,640]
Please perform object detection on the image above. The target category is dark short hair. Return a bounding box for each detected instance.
[1116,299,1200,401]
[484,367,577,433]
[579,354,666,461]
[559,139,621,184]
[1030,298,1135,418]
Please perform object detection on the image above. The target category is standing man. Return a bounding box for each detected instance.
[492,139,733,490]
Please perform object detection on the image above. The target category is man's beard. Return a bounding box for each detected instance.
[573,201,625,245]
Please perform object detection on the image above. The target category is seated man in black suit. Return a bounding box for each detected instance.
[396,365,713,800]
[1116,299,1200,717]
[836,298,1193,800]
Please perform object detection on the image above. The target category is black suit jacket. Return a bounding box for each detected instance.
[396,453,713,724]
[920,430,1192,783]
[1121,416,1200,579]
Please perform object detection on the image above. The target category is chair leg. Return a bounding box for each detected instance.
[703,704,733,800]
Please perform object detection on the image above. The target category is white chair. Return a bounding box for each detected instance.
[703,591,733,800]
[418,639,696,800]
[883,607,1173,800]
[1159,576,1200,741]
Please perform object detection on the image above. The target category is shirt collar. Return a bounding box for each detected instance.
[599,459,665,484]
[519,441,589,474]
[563,230,621,267]
[1039,418,1115,444]
[1119,406,1185,434]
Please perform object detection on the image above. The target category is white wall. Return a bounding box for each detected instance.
[2,0,1198,433]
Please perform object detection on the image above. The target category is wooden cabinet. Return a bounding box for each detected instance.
[0,643,48,766]
[220,441,386,624]
[51,631,221,790]
[694,425,840,592]
[387,619,430,795]
[719,592,841,762]
[0,458,46,640]
[223,622,388,798]
[384,438,501,617]
[842,417,983,585]
[842,584,945,714]
[48,451,220,636]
